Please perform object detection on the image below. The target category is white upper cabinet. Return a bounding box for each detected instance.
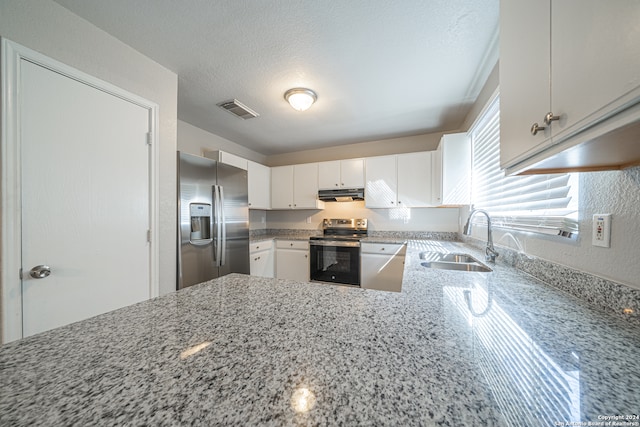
[500,0,640,174]
[318,161,341,189]
[204,150,248,170]
[271,165,294,209]
[551,0,640,141]
[318,159,364,189]
[293,163,321,208]
[340,159,365,188]
[499,0,552,168]
[247,160,270,210]
[432,133,471,206]
[365,155,398,208]
[397,152,432,208]
[271,164,324,209]
[365,153,433,208]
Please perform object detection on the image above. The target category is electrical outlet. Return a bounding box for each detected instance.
[592,214,611,248]
[306,216,312,224]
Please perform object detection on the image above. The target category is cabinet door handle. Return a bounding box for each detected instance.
[544,112,560,125]
[530,122,546,135]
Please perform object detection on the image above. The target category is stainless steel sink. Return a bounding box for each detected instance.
[419,251,492,273]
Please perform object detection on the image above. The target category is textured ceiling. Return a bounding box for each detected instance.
[53,0,499,155]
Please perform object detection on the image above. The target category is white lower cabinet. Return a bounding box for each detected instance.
[276,240,309,281]
[250,240,274,278]
[360,243,407,292]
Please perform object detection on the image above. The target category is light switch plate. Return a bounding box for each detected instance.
[592,214,611,248]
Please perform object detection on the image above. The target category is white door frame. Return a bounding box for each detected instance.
[1,39,160,343]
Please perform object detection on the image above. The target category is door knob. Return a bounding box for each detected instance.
[29,265,51,279]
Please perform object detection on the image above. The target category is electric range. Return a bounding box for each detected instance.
[309,218,367,286]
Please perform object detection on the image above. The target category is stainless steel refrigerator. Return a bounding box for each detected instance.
[177,151,249,289]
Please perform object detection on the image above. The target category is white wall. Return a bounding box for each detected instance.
[0,0,178,295]
[267,202,459,232]
[467,168,640,289]
[178,120,267,164]
[250,210,267,231]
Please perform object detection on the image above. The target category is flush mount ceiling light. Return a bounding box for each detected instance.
[284,88,317,111]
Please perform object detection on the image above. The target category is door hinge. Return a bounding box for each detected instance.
[146,132,153,145]
[147,229,151,242]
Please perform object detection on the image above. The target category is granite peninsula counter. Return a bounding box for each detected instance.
[1,241,639,426]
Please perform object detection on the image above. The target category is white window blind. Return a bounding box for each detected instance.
[470,96,579,238]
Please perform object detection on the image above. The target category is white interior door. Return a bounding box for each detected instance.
[20,59,151,337]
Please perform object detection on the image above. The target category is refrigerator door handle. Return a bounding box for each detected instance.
[219,185,227,266]
[213,185,222,267]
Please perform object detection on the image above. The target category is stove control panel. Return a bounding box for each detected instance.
[322,218,367,230]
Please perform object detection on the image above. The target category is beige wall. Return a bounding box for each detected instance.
[0,0,178,295]
[178,120,267,164]
[461,62,499,131]
[265,132,452,166]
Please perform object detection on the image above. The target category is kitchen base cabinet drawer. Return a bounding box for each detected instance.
[360,243,405,254]
[276,240,309,250]
[251,239,274,253]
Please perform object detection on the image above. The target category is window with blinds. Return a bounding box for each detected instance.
[470,96,579,238]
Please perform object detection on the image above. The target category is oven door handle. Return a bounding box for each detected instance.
[309,240,361,248]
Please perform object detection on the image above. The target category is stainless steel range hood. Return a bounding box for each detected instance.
[318,188,365,202]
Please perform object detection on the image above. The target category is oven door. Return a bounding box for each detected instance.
[309,240,360,286]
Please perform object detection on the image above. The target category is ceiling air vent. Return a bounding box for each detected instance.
[217,99,259,120]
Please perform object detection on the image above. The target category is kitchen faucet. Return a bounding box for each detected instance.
[463,209,499,263]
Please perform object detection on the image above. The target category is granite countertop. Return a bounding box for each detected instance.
[250,234,317,243]
[1,241,639,426]
[250,234,409,245]
[249,231,451,245]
